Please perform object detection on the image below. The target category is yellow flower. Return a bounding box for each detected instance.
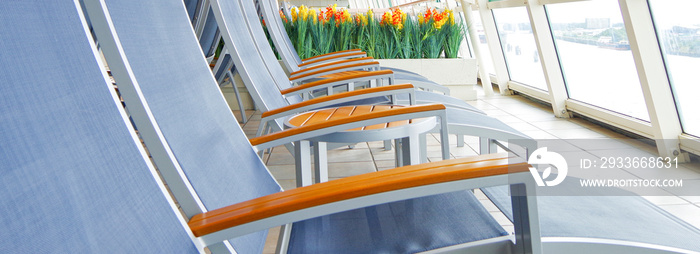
[418,13,424,24]
[446,9,454,25]
[291,7,298,23]
[433,11,447,29]
[367,9,373,19]
[309,8,317,23]
[299,5,309,21]
[343,9,350,22]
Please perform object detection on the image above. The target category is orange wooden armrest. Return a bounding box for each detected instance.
[289,57,374,76]
[289,61,379,82]
[298,52,366,67]
[262,84,414,119]
[280,69,394,95]
[188,153,529,237]
[250,103,444,146]
[301,49,362,62]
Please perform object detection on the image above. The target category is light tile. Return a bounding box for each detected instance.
[642,195,689,206]
[521,130,558,139]
[489,211,513,226]
[659,204,700,229]
[546,128,608,139]
[326,148,373,163]
[328,161,376,177]
[530,120,587,130]
[267,164,297,180]
[263,227,281,254]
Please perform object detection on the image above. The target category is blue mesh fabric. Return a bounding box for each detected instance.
[184,0,200,23]
[288,190,508,253]
[199,7,220,57]
[482,183,700,252]
[100,1,281,253]
[0,1,196,252]
[214,54,232,81]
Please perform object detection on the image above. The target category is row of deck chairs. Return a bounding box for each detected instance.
[2,0,700,253]
[203,0,538,160]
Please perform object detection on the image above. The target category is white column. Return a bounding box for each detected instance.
[526,0,570,117]
[462,0,494,96]
[618,0,688,161]
[477,0,511,94]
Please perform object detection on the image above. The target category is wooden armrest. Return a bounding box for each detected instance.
[298,52,366,67]
[291,57,374,76]
[289,57,374,77]
[280,69,394,95]
[301,49,362,62]
[262,84,414,119]
[250,103,444,146]
[188,153,529,237]
[289,61,379,82]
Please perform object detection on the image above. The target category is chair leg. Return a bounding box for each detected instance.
[275,224,292,254]
[294,140,312,187]
[394,139,403,167]
[383,139,392,151]
[313,142,328,184]
[457,134,465,147]
[510,183,542,254]
[420,133,428,164]
[228,71,247,124]
[405,135,420,165]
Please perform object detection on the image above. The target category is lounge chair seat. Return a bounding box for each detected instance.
[287,190,508,253]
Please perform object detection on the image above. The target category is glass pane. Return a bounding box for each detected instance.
[547,0,649,121]
[492,7,548,91]
[470,10,496,75]
[649,0,700,136]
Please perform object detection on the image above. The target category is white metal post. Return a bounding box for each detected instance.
[477,0,512,94]
[525,0,570,118]
[618,0,689,161]
[462,0,494,96]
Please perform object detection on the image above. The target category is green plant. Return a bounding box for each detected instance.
[442,10,466,58]
[272,5,466,59]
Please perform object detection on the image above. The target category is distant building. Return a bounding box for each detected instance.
[586,18,610,29]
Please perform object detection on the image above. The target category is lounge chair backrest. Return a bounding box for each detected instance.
[257,0,304,72]
[240,0,298,93]
[199,7,221,58]
[86,0,281,253]
[0,1,197,252]
[214,53,234,82]
[210,0,304,114]
[184,0,202,24]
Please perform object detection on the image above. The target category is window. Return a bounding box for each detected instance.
[492,7,548,91]
[649,0,700,136]
[546,0,649,121]
[470,10,496,75]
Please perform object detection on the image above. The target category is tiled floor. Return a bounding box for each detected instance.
[233,86,700,253]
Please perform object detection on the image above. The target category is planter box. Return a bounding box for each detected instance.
[376,58,477,101]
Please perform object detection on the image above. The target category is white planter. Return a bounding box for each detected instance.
[376,58,477,101]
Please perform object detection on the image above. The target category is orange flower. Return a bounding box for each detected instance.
[279,10,288,23]
[424,8,434,23]
[388,8,404,30]
[433,11,447,29]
